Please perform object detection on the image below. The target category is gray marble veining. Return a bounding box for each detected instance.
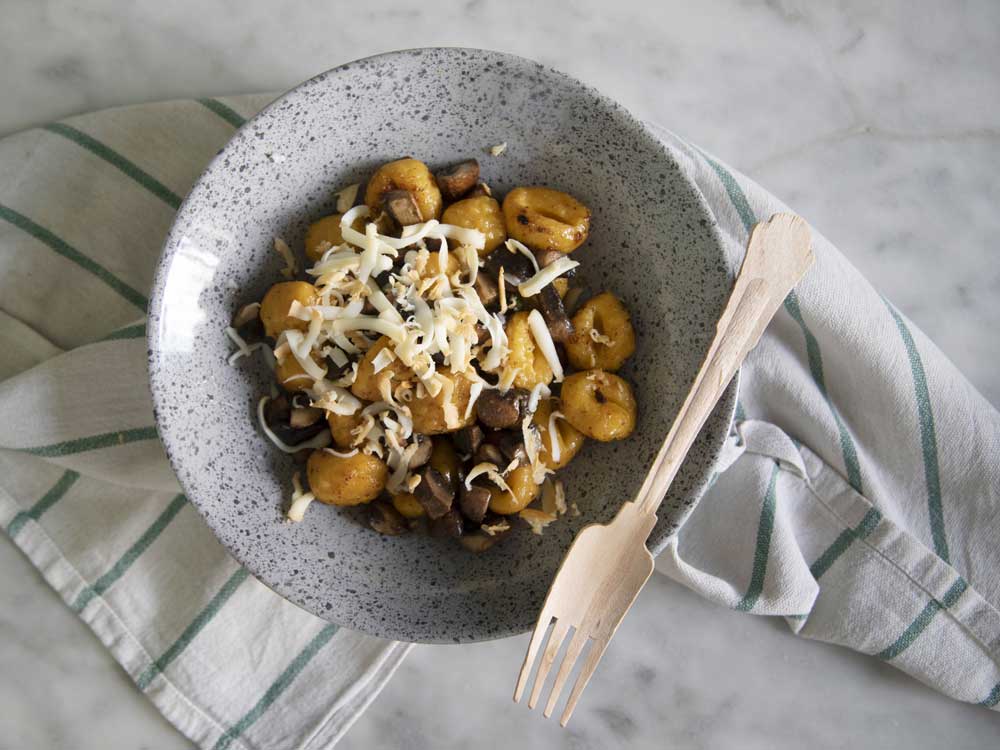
[1,1,998,748]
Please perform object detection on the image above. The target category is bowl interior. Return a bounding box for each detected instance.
[148,48,736,643]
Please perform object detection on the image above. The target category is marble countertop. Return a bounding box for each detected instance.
[1,1,998,748]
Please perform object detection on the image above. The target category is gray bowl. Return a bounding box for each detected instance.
[148,48,737,644]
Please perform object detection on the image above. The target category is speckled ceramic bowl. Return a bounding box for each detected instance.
[148,48,737,643]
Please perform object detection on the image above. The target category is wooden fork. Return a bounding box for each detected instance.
[513,213,814,725]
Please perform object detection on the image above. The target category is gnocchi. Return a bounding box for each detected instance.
[307,449,387,506]
[365,158,442,222]
[502,187,590,254]
[237,155,641,549]
[560,370,637,441]
[565,292,636,372]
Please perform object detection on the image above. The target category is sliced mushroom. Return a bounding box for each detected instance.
[476,387,529,429]
[484,247,534,285]
[473,442,505,468]
[408,435,433,469]
[429,508,464,538]
[232,302,265,343]
[454,425,484,456]
[495,431,527,466]
[473,272,499,309]
[265,395,328,445]
[435,159,480,202]
[369,500,407,536]
[289,405,324,428]
[459,484,491,523]
[534,284,574,343]
[534,249,563,268]
[382,189,423,226]
[414,466,455,519]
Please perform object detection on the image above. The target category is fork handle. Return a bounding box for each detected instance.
[635,214,814,517]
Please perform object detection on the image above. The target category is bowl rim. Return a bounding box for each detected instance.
[147,46,739,642]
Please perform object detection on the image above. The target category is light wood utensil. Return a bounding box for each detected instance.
[513,213,814,725]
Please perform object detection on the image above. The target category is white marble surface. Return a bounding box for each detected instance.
[1,0,999,748]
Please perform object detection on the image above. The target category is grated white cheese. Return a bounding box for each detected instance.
[464,462,512,495]
[518,256,580,298]
[286,472,316,522]
[527,309,564,382]
[490,142,507,156]
[371,346,396,374]
[498,266,508,314]
[520,508,557,535]
[323,447,359,458]
[547,410,565,463]
[274,237,298,279]
[464,380,484,420]
[527,383,551,414]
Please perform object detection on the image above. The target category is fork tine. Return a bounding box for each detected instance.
[543,627,589,717]
[559,636,610,726]
[513,613,553,703]
[528,618,570,709]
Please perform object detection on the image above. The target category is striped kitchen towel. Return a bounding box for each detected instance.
[0,94,997,750]
[0,95,410,750]
[648,123,1000,710]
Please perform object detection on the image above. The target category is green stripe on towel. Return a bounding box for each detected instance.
[695,154,864,494]
[99,322,147,342]
[736,462,781,612]
[197,98,247,128]
[884,300,949,562]
[876,578,968,661]
[137,567,251,690]
[809,507,882,581]
[42,123,182,210]
[6,470,80,538]
[212,624,339,750]
[980,683,1000,708]
[72,494,187,612]
[21,426,159,457]
[0,204,149,311]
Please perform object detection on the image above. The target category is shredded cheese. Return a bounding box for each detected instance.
[490,142,507,156]
[498,266,507,314]
[274,237,298,279]
[519,508,557,535]
[518,256,580,298]
[527,309,564,382]
[589,328,613,346]
[258,397,332,454]
[464,462,513,495]
[286,472,316,522]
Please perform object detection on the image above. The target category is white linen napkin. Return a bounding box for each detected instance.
[0,96,995,750]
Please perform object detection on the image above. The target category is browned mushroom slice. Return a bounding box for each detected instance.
[232,302,265,342]
[408,435,433,469]
[435,159,480,202]
[265,395,327,445]
[476,387,529,429]
[534,284,574,343]
[289,405,324,428]
[369,500,408,536]
[381,189,423,226]
[534,249,563,268]
[495,431,527,466]
[459,483,491,523]
[484,246,534,284]
[429,508,464,538]
[454,425,484,456]
[414,466,455,519]
[473,442,505,468]
[473,272,498,309]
